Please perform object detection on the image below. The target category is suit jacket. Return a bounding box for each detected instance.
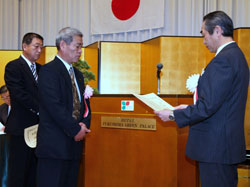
[174,42,249,164]
[36,57,91,160]
[0,103,8,125]
[4,56,41,135]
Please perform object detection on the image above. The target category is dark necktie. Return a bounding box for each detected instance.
[69,67,81,120]
[30,63,38,82]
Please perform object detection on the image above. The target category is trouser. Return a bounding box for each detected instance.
[37,158,81,187]
[199,162,238,187]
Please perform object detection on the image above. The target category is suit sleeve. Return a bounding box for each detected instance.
[39,66,81,137]
[4,61,39,113]
[174,57,233,128]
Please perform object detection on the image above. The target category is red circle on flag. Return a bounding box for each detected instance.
[111,0,140,21]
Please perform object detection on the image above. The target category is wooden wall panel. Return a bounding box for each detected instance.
[98,36,212,95]
[100,42,141,94]
[84,42,99,89]
[140,38,161,94]
[36,46,57,64]
[0,50,22,104]
[160,37,207,94]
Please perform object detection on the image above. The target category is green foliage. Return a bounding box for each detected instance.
[73,59,99,94]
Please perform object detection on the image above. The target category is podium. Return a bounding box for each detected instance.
[83,95,198,187]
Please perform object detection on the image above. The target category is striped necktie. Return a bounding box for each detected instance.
[69,67,81,120]
[30,63,38,82]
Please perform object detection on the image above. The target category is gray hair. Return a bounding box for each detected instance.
[55,27,83,50]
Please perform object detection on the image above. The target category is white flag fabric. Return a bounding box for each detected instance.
[91,0,165,34]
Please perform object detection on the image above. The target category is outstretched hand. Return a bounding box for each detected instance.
[154,109,172,122]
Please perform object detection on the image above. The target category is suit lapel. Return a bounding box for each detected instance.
[54,57,73,91]
[19,56,38,85]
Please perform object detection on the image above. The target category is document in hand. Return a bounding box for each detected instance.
[24,124,38,148]
[0,122,5,135]
[133,93,174,111]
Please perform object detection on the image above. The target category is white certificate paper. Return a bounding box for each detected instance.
[24,124,38,148]
[133,93,174,111]
[0,122,5,135]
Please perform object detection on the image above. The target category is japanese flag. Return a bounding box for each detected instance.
[91,0,165,34]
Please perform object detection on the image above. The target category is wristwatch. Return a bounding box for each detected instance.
[169,111,175,121]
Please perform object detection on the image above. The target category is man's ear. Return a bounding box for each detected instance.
[214,25,223,35]
[22,43,27,50]
[59,40,66,50]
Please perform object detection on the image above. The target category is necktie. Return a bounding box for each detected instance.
[69,67,81,120]
[30,63,38,82]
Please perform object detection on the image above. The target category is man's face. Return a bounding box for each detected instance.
[62,35,83,64]
[23,38,43,62]
[1,91,10,106]
[201,21,219,53]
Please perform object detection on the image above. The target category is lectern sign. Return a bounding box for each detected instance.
[101,116,156,131]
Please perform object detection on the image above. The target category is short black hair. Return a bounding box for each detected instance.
[22,32,44,45]
[0,85,8,94]
[203,11,234,38]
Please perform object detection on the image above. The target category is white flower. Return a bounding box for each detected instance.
[186,74,200,93]
[84,85,94,99]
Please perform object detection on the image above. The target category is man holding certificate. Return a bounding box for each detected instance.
[155,11,249,187]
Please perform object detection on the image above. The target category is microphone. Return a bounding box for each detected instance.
[157,63,163,79]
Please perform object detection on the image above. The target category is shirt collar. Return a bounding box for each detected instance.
[56,55,72,73]
[215,41,235,56]
[21,54,34,67]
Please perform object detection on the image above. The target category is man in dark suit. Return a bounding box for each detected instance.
[0,85,11,187]
[4,33,43,187]
[36,27,91,187]
[155,11,249,187]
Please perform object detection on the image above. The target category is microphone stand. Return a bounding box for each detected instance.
[157,69,161,94]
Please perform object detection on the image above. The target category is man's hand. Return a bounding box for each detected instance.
[74,122,91,142]
[154,110,172,122]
